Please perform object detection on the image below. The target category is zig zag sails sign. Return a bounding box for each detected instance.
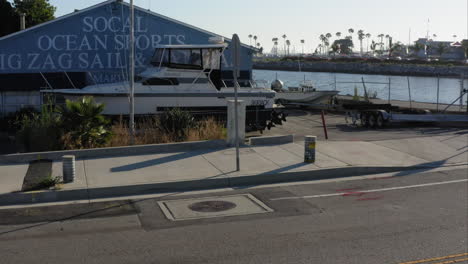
[0,1,253,83]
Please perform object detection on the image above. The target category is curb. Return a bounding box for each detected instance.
[0,140,227,164]
[0,164,444,207]
[248,135,294,146]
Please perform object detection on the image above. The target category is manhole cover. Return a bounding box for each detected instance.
[188,201,237,213]
[158,194,274,221]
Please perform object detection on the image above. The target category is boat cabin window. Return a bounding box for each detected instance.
[152,48,223,70]
[202,49,222,69]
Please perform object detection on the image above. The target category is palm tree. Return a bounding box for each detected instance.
[370,40,377,56]
[248,34,253,46]
[324,40,330,55]
[285,40,291,56]
[432,34,437,40]
[385,35,390,50]
[348,28,354,39]
[336,32,341,38]
[325,33,332,55]
[60,97,111,149]
[274,41,279,55]
[272,37,279,55]
[282,34,287,56]
[253,35,258,47]
[319,34,326,55]
[357,30,365,55]
[378,34,385,52]
[452,35,457,41]
[300,39,305,54]
[365,33,371,53]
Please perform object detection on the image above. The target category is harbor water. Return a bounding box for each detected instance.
[253,70,468,105]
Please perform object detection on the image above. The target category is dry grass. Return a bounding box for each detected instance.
[107,116,225,147]
[187,117,225,141]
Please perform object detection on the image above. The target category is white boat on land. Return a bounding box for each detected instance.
[42,40,286,130]
[271,78,339,105]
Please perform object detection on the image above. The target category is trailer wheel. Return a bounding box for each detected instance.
[376,113,385,128]
[368,113,377,128]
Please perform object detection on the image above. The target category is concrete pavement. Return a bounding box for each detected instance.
[0,133,466,206]
[0,168,466,264]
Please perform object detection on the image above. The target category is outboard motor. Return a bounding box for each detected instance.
[271,79,284,92]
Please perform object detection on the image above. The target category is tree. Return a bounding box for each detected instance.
[365,33,371,53]
[333,39,353,55]
[253,35,258,47]
[348,28,354,39]
[0,0,19,37]
[272,37,279,55]
[357,30,365,55]
[60,97,111,149]
[385,35,390,50]
[285,40,291,56]
[13,0,56,29]
[330,42,340,56]
[319,34,326,55]
[300,39,305,54]
[336,32,341,38]
[248,34,253,46]
[378,34,385,52]
[282,34,287,56]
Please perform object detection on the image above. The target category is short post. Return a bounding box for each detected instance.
[62,155,76,183]
[321,110,329,140]
[227,100,246,147]
[304,136,316,163]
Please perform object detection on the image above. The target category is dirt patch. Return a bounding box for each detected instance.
[21,160,54,192]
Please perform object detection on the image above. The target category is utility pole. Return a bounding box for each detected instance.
[129,0,136,144]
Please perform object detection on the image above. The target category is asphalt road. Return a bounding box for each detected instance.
[252,109,468,141]
[0,168,467,264]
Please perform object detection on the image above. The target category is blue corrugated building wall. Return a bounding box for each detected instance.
[0,0,255,114]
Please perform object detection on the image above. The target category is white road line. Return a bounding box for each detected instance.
[270,179,468,201]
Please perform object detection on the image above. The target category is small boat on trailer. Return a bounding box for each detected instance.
[271,77,339,106]
[42,40,286,131]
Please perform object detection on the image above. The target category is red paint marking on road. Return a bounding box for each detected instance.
[357,196,384,201]
[342,192,365,197]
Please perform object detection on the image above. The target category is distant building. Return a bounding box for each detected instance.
[414,38,465,60]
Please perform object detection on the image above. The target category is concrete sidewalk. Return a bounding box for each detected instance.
[1,134,467,206]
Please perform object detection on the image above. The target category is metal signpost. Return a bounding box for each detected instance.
[231,34,241,171]
[129,0,136,144]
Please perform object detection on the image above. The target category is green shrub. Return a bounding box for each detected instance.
[0,107,38,133]
[158,108,195,141]
[60,96,111,149]
[16,106,63,152]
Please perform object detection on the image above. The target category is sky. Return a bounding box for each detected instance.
[47,0,467,53]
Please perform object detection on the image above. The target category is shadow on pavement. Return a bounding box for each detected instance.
[110,148,223,172]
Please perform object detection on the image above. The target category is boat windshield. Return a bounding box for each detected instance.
[151,48,223,70]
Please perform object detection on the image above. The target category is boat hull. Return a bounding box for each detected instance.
[47,91,275,115]
[275,91,339,104]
